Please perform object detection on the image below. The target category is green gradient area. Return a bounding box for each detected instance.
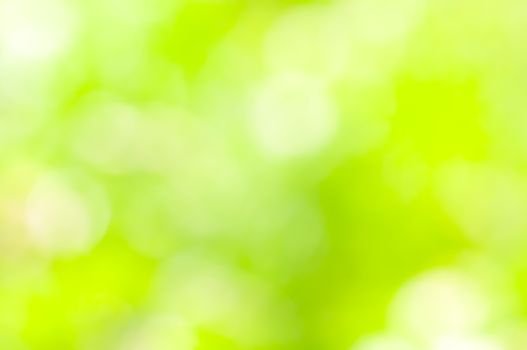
[0,0,526,349]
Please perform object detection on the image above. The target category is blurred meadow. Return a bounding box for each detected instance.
[1,0,527,349]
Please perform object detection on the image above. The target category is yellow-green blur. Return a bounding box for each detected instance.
[0,0,525,349]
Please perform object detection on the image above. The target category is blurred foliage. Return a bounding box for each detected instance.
[1,0,527,349]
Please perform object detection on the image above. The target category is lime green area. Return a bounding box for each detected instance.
[0,0,526,349]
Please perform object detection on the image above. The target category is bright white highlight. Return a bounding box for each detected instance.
[352,334,417,350]
[264,5,350,78]
[25,171,110,256]
[0,0,77,62]
[388,269,490,339]
[250,73,336,158]
[432,335,503,350]
[120,315,196,350]
[437,161,527,251]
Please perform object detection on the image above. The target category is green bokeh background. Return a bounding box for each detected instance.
[1,0,527,349]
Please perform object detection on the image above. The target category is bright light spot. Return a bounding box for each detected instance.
[345,0,425,46]
[432,335,503,350]
[73,96,187,174]
[0,0,78,62]
[25,171,110,256]
[249,73,336,158]
[388,269,491,339]
[151,254,291,347]
[120,315,196,350]
[154,260,245,326]
[73,98,143,173]
[0,162,42,257]
[436,161,527,251]
[264,5,350,78]
[352,333,417,350]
